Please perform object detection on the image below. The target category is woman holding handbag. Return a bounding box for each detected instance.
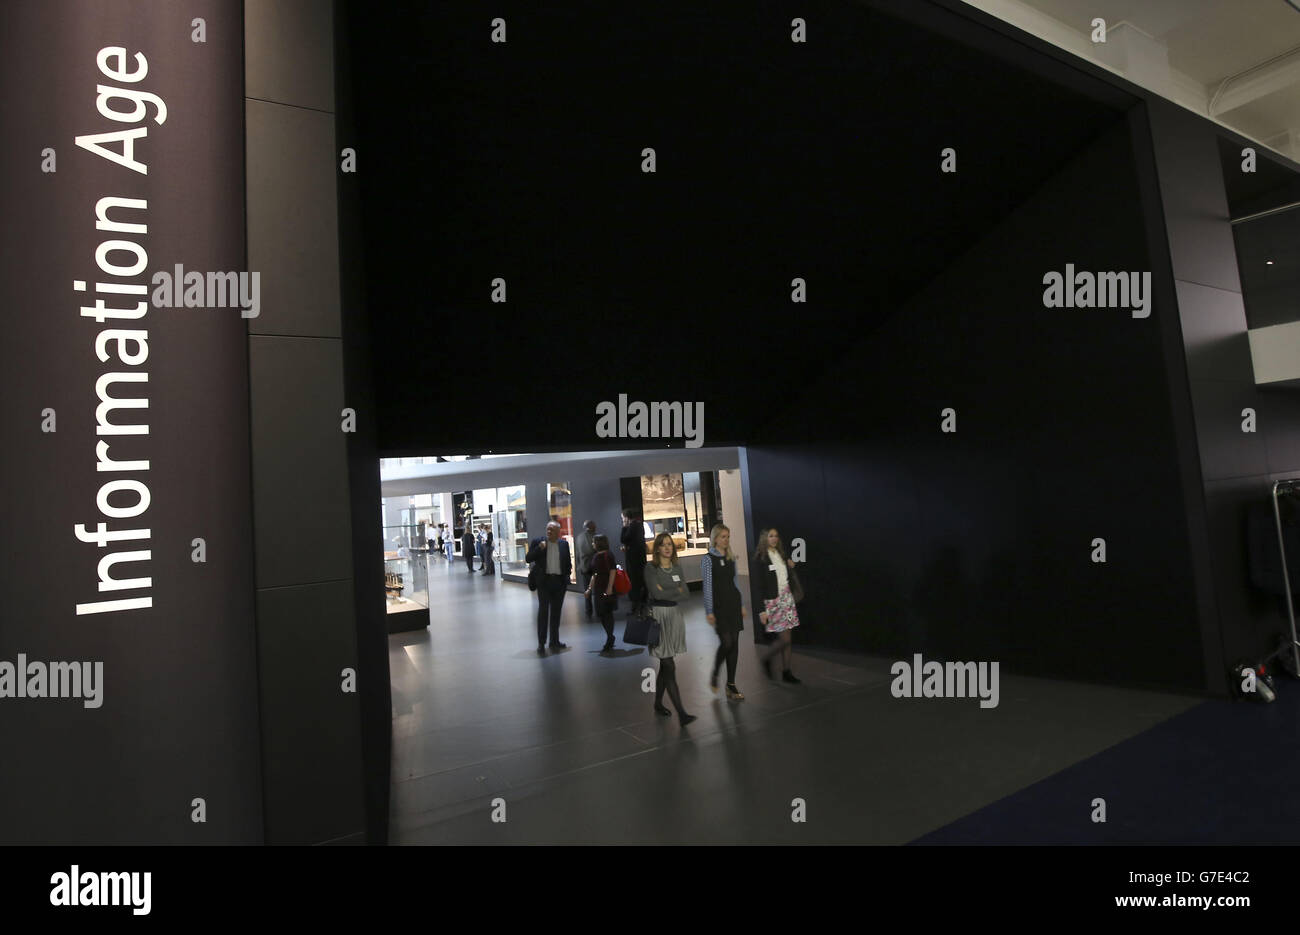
[585,534,620,655]
[644,532,696,726]
[753,527,802,684]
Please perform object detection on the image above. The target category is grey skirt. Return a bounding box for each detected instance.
[649,604,687,658]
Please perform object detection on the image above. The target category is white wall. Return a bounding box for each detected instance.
[719,468,749,576]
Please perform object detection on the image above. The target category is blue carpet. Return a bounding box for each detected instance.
[913,678,1300,844]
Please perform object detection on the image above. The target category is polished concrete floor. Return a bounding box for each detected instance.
[390,554,1205,844]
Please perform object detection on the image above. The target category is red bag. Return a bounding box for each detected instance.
[613,567,631,595]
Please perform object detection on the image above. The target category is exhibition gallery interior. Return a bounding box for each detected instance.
[6,0,1300,855]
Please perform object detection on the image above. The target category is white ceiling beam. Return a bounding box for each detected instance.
[959,1,1208,112]
[1211,47,1300,115]
[958,0,1300,161]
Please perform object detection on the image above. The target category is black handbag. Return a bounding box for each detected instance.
[623,610,661,647]
[789,566,805,604]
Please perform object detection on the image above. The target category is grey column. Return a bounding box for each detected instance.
[244,0,364,843]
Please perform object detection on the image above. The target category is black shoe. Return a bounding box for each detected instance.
[679,714,697,727]
[537,645,546,655]
[709,670,719,694]
[782,670,801,684]
[549,642,568,650]
[601,643,615,655]
[654,703,672,717]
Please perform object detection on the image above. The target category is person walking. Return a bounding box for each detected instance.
[703,523,747,700]
[443,524,455,563]
[575,520,598,620]
[644,532,696,726]
[526,521,572,653]
[462,526,476,574]
[620,509,648,616]
[584,533,619,654]
[753,527,801,683]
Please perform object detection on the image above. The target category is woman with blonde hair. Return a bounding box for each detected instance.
[702,523,747,700]
[644,532,696,726]
[753,527,801,683]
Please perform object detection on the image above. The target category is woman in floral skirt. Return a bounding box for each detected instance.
[753,527,801,683]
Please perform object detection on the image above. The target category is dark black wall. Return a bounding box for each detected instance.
[346,0,1130,456]
[743,118,1209,692]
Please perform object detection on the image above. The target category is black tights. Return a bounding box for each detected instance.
[597,597,615,647]
[655,657,687,715]
[766,629,793,670]
[713,631,739,684]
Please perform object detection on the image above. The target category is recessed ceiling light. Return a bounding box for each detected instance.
[1267,260,1275,265]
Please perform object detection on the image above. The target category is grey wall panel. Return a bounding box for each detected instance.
[255,579,364,844]
[249,336,353,587]
[1147,100,1243,294]
[246,99,341,338]
[1175,280,1254,384]
[244,0,335,112]
[1188,379,1273,482]
[572,477,624,564]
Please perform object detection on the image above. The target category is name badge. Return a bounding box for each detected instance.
[672,575,680,582]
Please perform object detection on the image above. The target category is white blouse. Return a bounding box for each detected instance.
[768,549,788,592]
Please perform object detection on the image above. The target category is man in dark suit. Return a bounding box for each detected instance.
[462,527,475,573]
[527,521,571,653]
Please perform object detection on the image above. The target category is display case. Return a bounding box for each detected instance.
[496,508,528,574]
[640,473,710,582]
[382,524,429,615]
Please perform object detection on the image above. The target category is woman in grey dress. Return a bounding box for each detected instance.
[644,532,697,726]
